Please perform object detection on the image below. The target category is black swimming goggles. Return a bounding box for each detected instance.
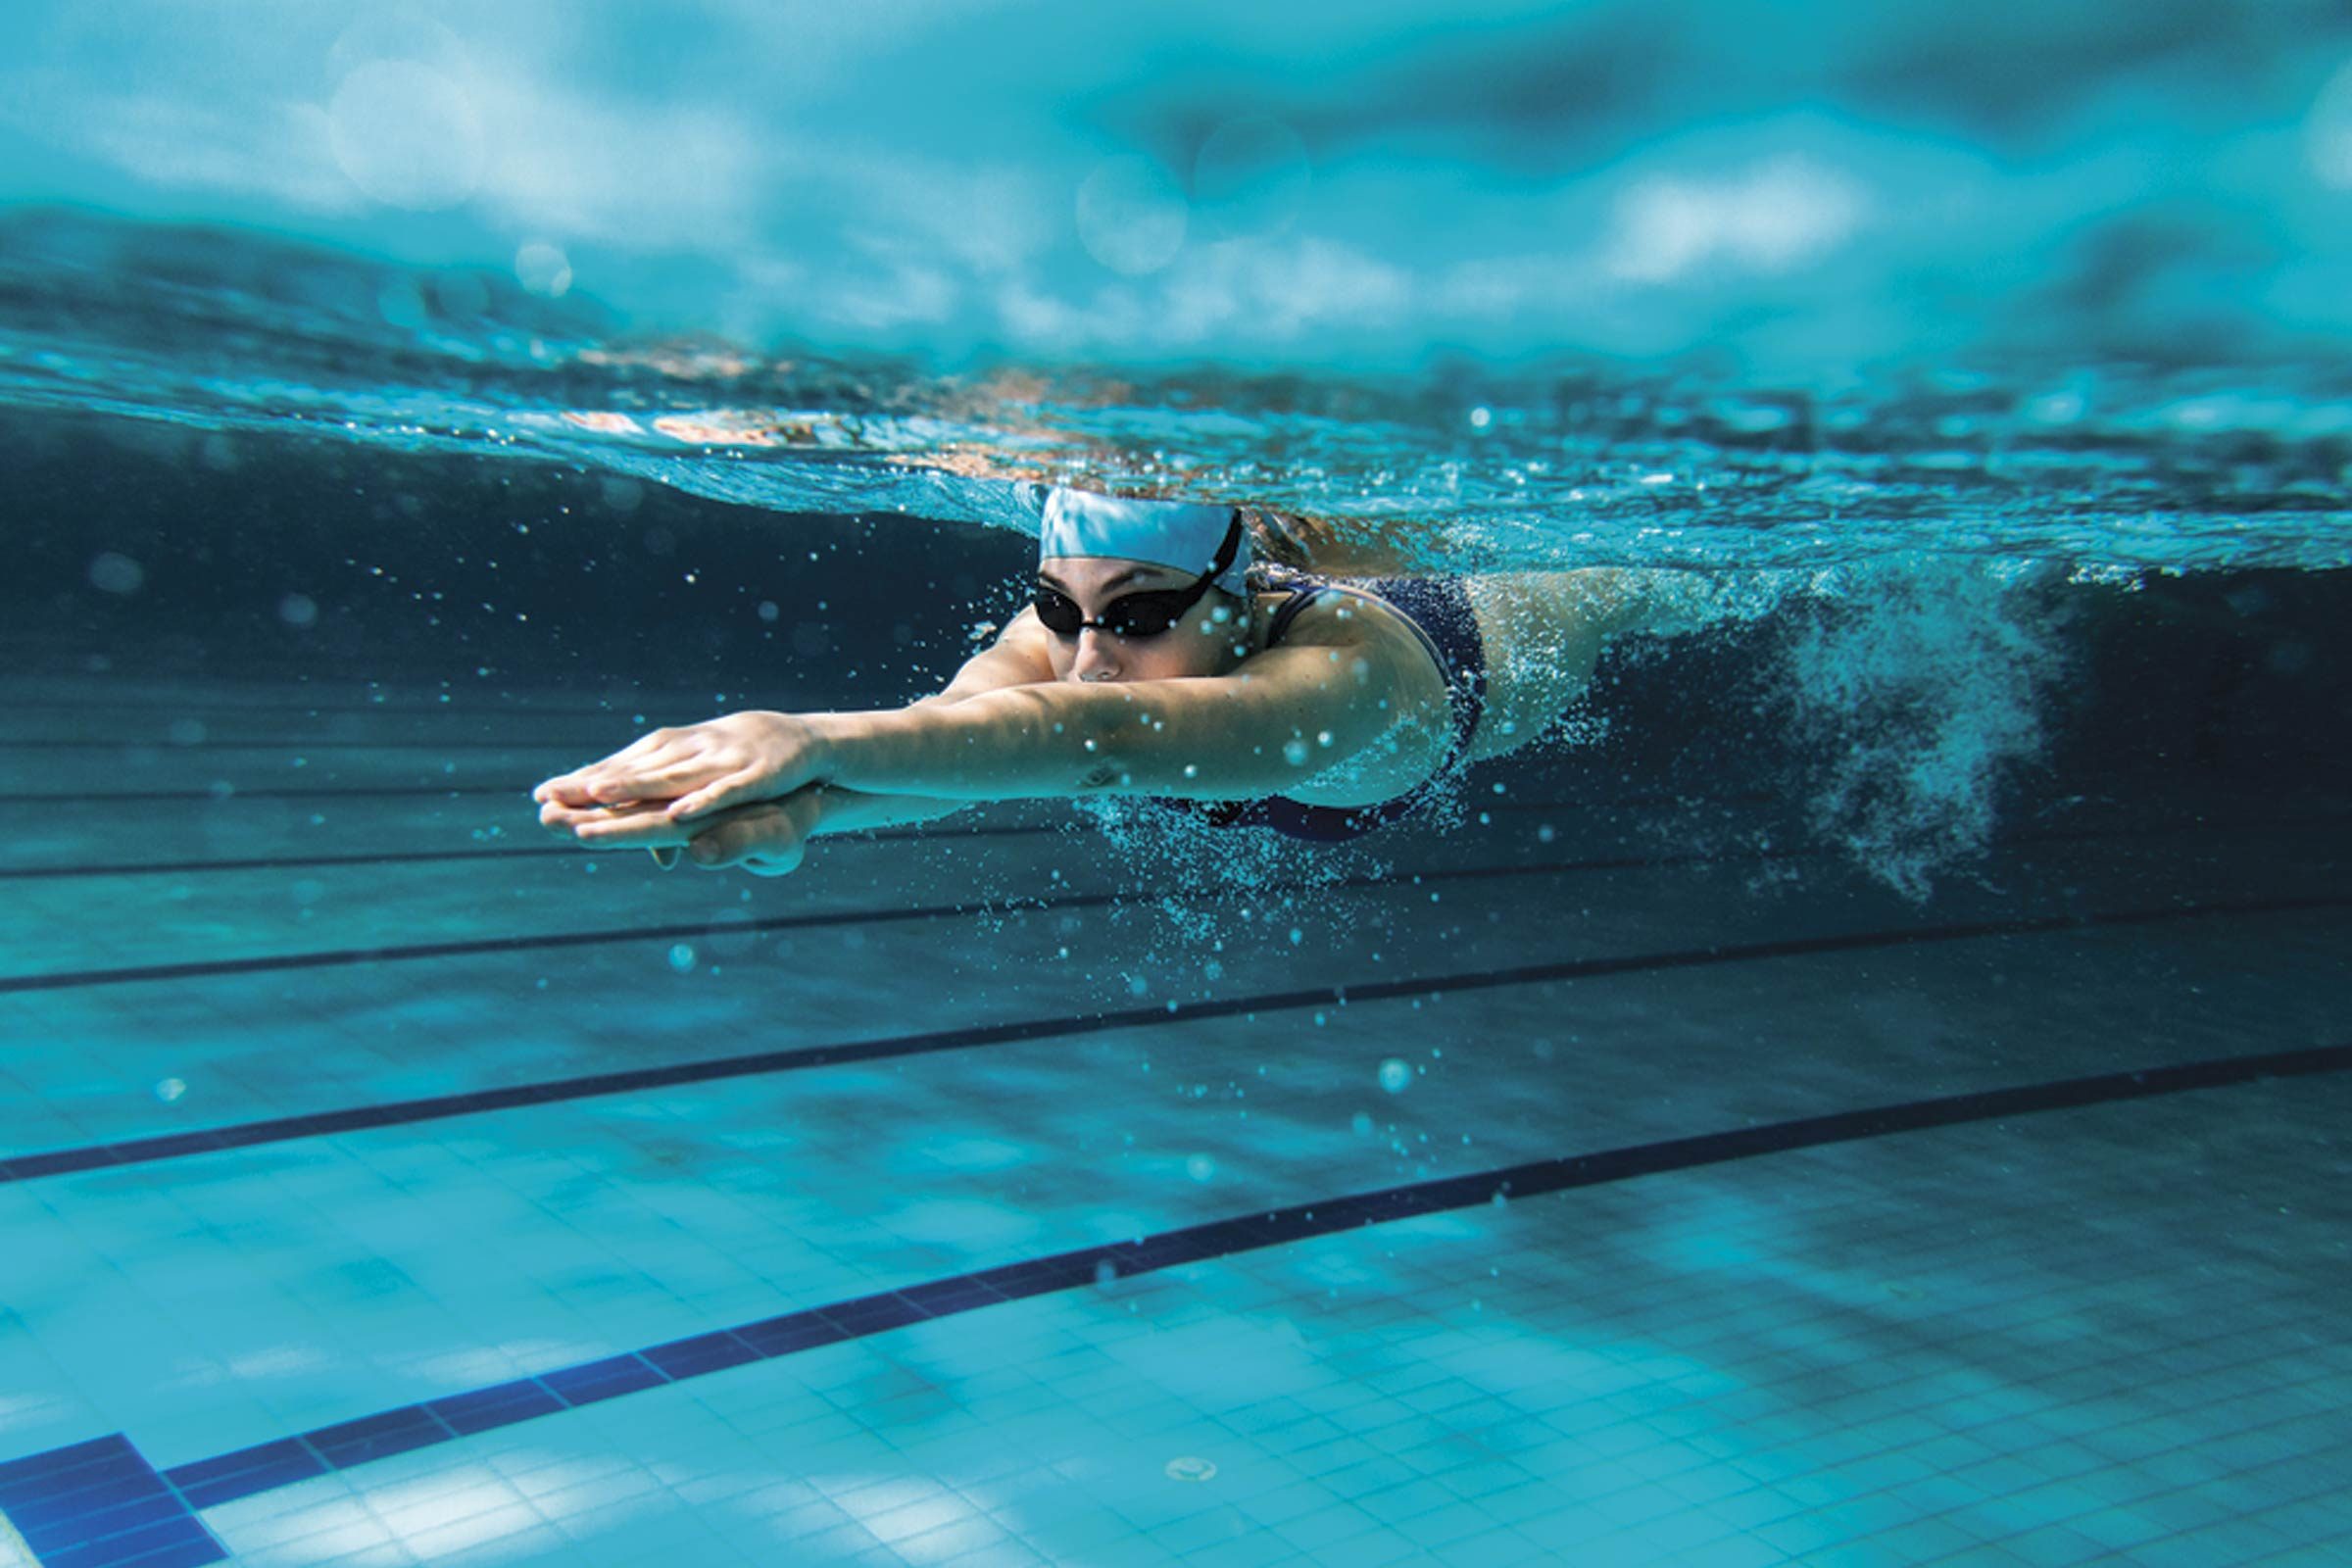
[1033,511,1244,640]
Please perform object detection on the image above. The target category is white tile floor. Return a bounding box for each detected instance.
[3,674,2348,1566]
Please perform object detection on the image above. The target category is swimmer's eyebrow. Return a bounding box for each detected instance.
[1036,565,1166,593]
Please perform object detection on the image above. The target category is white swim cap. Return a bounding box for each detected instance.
[1036,485,1249,595]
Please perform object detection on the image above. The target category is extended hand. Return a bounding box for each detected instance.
[537,786,827,876]
[532,710,831,823]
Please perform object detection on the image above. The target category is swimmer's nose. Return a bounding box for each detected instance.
[1069,628,1120,683]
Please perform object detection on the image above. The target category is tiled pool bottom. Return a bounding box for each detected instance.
[6,1074,2349,1568]
[2,674,2348,1566]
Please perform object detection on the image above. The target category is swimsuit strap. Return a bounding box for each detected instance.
[1261,581,1333,645]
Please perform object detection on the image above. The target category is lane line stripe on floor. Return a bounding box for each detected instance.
[0,790,1760,880]
[0,801,2330,886]
[3,891,2342,1185]
[4,1037,2342,1550]
[0,833,1802,992]
[3,799,2327,987]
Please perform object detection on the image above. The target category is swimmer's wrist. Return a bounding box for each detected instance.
[801,710,876,788]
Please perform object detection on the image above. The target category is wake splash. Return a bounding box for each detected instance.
[1772,559,2074,902]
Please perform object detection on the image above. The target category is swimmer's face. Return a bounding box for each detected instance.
[1035,556,1251,685]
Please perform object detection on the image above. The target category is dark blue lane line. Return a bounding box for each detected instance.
[4,1039,2344,1556]
[3,740,594,753]
[0,819,1079,881]
[0,831,1793,993]
[3,799,2330,989]
[0,694,844,719]
[0,847,605,880]
[0,1434,225,1568]
[0,794,2324,884]
[0,788,1767,869]
[0,792,1688,882]
[0,786,525,805]
[0,895,1050,996]
[3,891,2344,1186]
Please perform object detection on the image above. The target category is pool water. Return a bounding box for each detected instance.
[3,402,2349,1566]
[5,5,2352,1556]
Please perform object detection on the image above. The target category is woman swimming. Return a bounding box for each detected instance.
[533,485,1673,873]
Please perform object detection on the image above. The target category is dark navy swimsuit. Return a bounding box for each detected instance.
[1153,569,1489,842]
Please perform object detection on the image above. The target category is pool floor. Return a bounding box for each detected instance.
[2,673,2347,1567]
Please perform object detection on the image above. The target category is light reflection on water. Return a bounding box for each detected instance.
[2,211,2346,577]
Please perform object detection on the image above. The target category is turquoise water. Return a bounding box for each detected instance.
[5,6,2352,1567]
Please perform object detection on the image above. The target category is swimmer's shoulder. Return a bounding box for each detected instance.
[1248,578,1453,721]
[1253,578,1419,654]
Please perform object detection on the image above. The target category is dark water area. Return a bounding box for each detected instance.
[8,409,2346,906]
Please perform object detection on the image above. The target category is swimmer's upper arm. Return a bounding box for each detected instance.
[824,612,1450,803]
[917,605,1055,707]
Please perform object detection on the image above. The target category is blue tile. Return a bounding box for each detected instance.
[1110,1233,1218,1271]
[426,1379,565,1437]
[543,1355,666,1407]
[162,1440,324,1509]
[735,1313,846,1357]
[0,1435,224,1568]
[972,1257,1091,1297]
[101,1132,224,1164]
[0,1469,154,1532]
[201,1121,307,1152]
[817,1296,927,1336]
[895,1277,1009,1314]
[642,1332,760,1381]
[43,1515,222,1568]
[303,1406,449,1469]
[13,1490,181,1553]
[0,1149,117,1182]
[101,1532,230,1568]
[0,1435,142,1499]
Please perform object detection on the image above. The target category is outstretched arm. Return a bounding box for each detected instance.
[537,608,1062,869]
[777,613,1062,832]
[543,613,1446,856]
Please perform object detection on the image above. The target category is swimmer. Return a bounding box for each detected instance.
[533,486,1680,873]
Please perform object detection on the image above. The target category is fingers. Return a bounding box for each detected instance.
[564,801,693,848]
[574,753,697,806]
[612,758,743,804]
[534,721,818,876]
[539,798,615,836]
[533,731,699,807]
[533,731,667,801]
[663,768,764,824]
[539,797,666,836]
[537,712,809,819]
